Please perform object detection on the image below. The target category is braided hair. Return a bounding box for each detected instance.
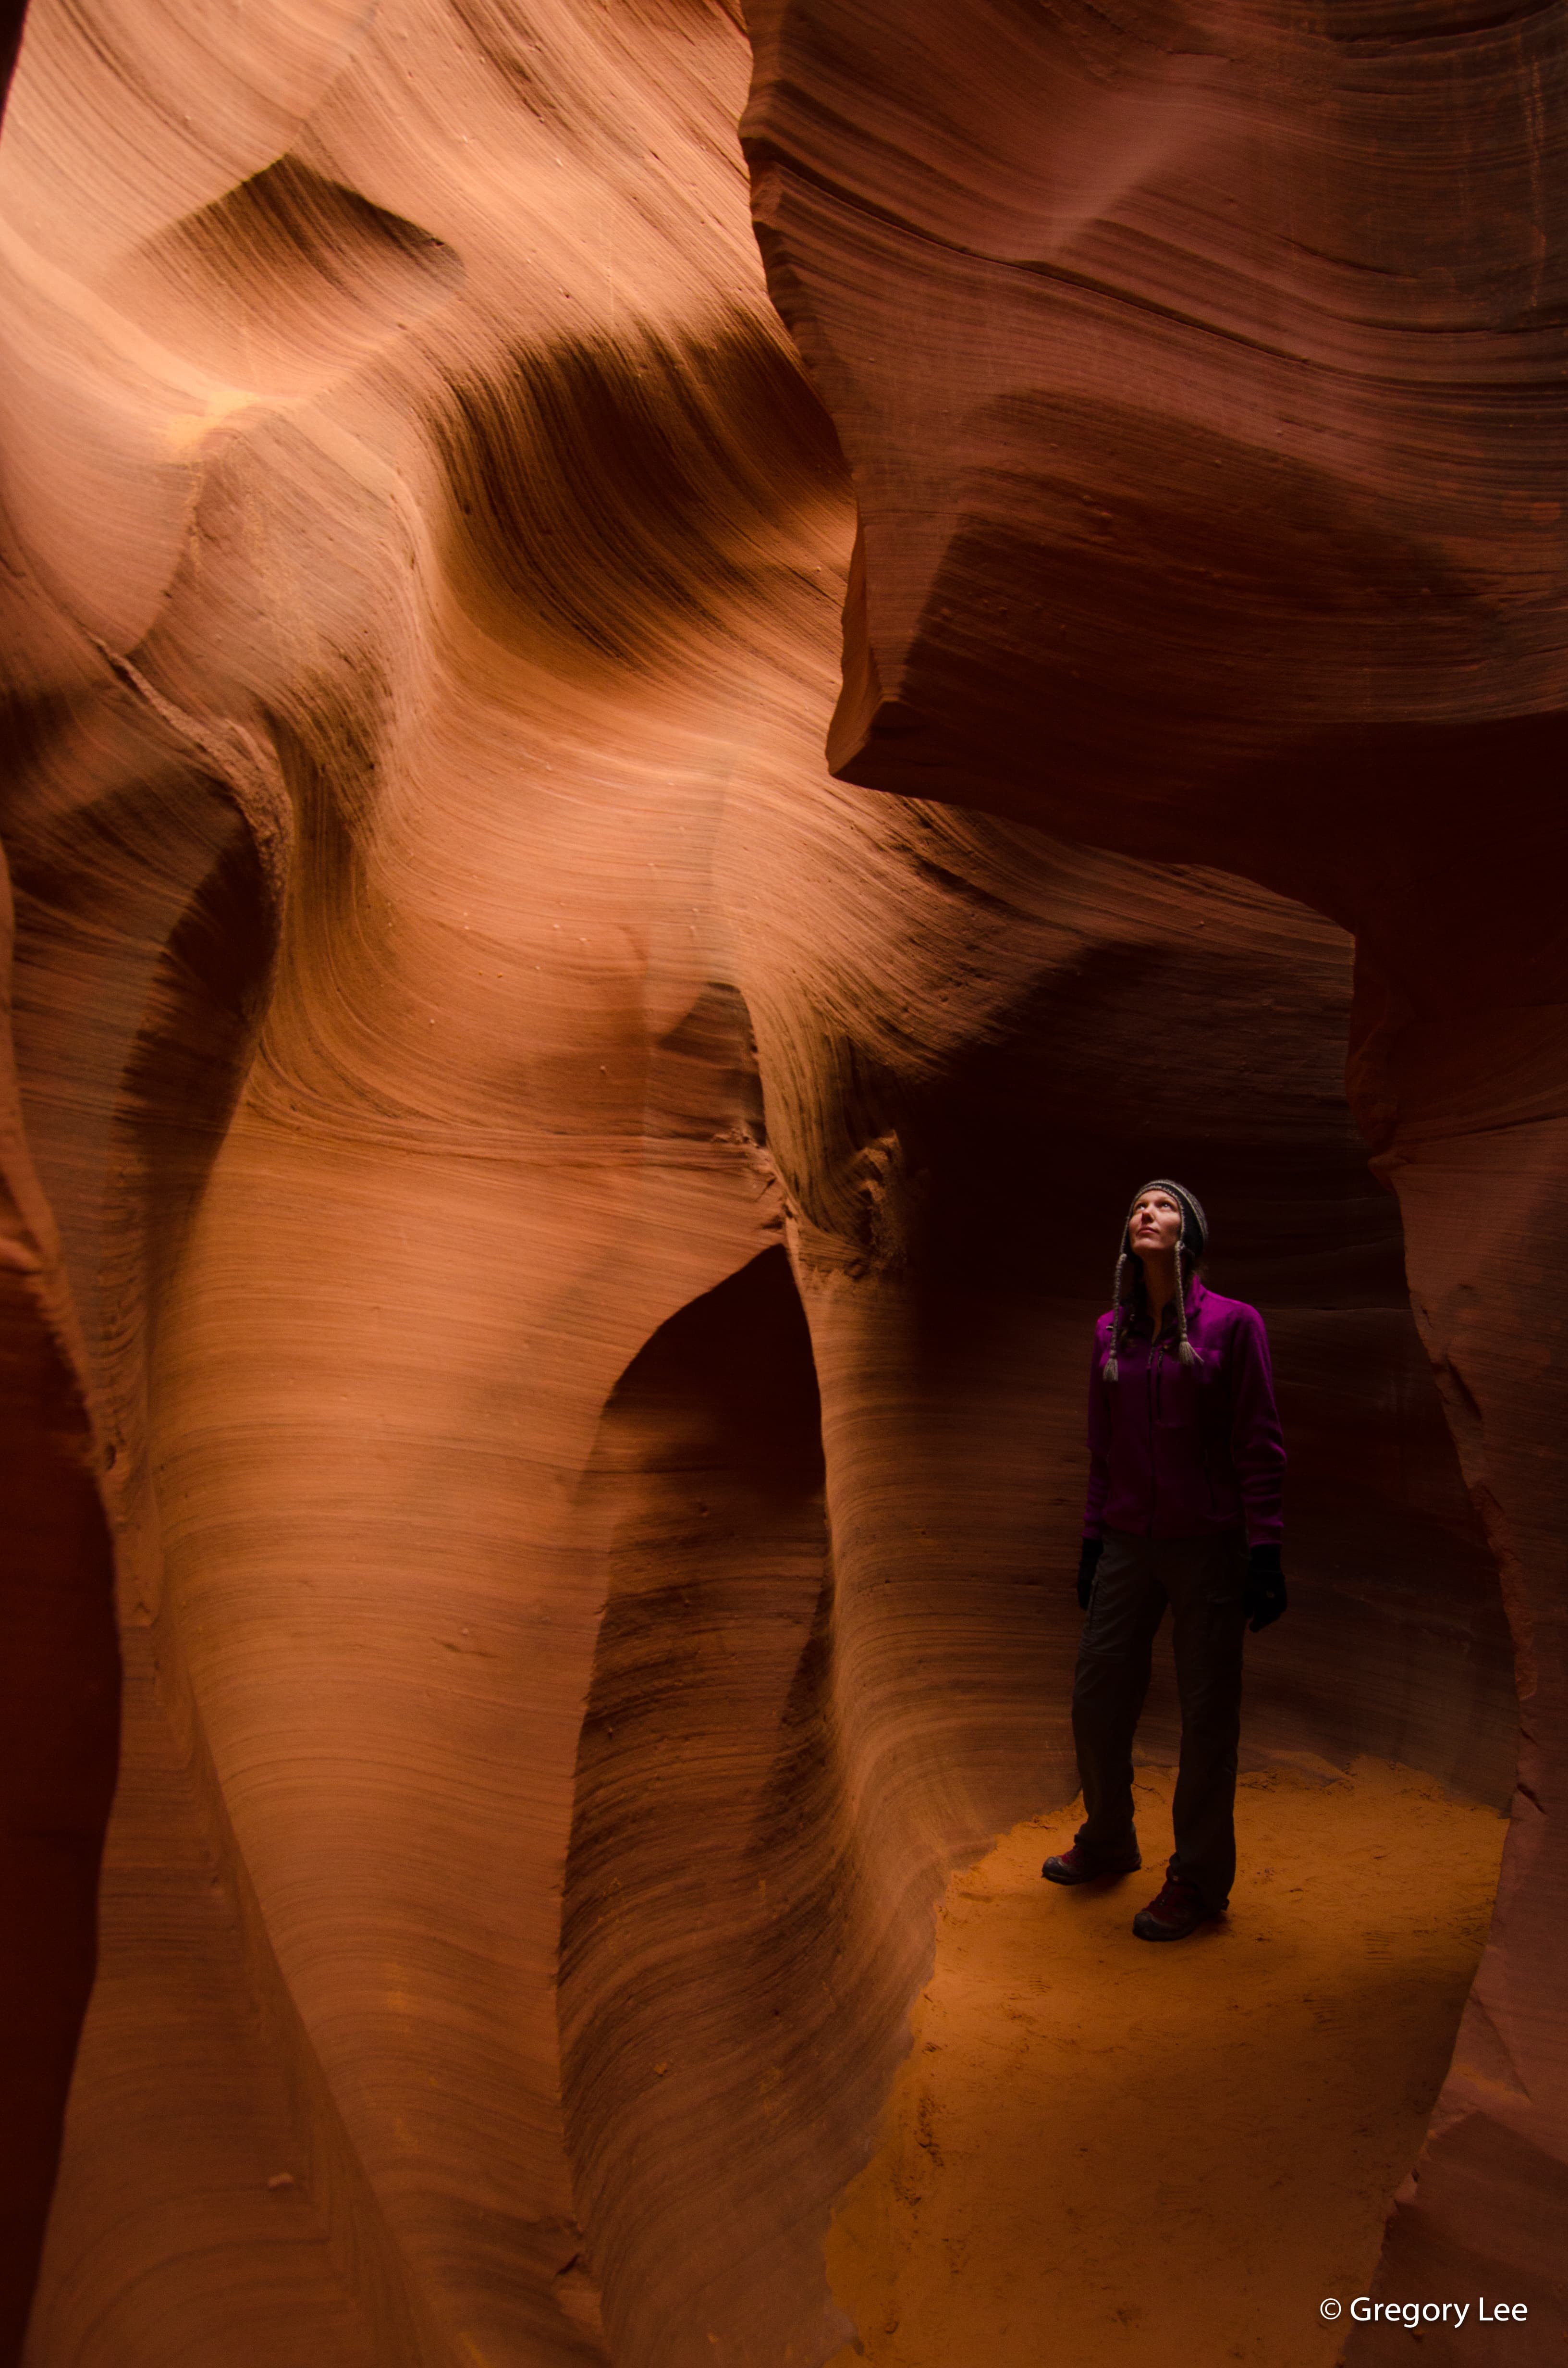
[1102,1179,1209,1382]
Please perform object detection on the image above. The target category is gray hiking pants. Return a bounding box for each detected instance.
[1072,1526,1249,1913]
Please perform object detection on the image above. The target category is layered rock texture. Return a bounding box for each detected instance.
[745,1,1568,2352]
[0,0,1555,2364]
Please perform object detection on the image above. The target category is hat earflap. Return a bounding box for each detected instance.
[1107,1205,1205,1375]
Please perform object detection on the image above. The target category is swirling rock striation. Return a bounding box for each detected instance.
[0,0,1544,2362]
[745,0,1568,2343]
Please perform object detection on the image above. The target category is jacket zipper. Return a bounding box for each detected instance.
[1147,1341,1159,1534]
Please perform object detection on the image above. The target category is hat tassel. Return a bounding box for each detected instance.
[1104,1251,1128,1382]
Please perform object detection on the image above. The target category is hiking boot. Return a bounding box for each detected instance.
[1041,1841,1141,1886]
[1132,1875,1220,1941]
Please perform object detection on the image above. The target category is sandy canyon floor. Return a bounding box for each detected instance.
[826,1760,1507,2368]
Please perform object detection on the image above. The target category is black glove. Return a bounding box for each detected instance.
[1077,1537,1102,1611]
[1245,1543,1287,1632]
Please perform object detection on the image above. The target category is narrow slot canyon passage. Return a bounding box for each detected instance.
[825,1762,1506,2368]
[2,0,1566,2348]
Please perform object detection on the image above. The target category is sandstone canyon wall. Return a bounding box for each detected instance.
[0,0,1551,2364]
[744,0,1568,2351]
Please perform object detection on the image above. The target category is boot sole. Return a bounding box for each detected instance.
[1042,1856,1141,1886]
[1132,1910,1221,1941]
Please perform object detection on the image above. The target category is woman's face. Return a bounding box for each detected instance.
[1128,1190,1184,1259]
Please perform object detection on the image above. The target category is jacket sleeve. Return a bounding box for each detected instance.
[1084,1324,1111,1539]
[1228,1309,1286,1546]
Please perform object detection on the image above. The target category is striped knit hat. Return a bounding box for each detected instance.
[1103,1179,1208,1381]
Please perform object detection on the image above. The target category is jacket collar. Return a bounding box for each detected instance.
[1129,1269,1208,1340]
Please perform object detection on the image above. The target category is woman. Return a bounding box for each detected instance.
[1042,1180,1287,1941]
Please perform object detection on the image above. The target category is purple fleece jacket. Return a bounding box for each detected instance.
[1083,1273,1285,1547]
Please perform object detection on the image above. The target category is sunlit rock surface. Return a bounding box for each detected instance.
[0,0,1549,2361]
